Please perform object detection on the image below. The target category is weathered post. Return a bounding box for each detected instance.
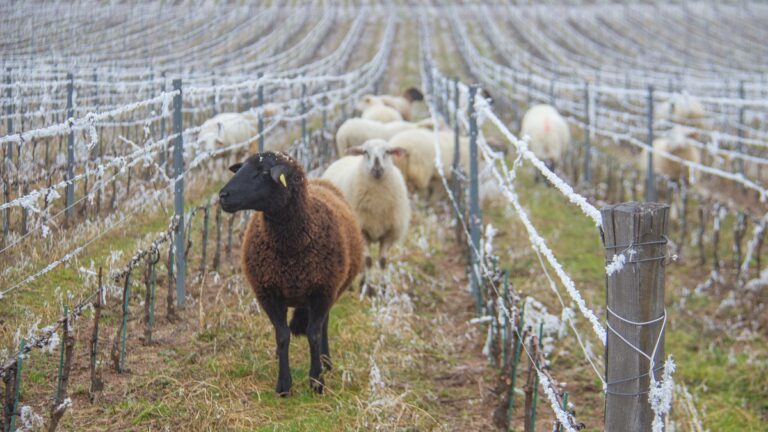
[601,202,669,432]
[9,339,24,432]
[257,72,265,153]
[737,80,745,178]
[89,269,104,402]
[301,82,307,148]
[451,79,460,188]
[172,79,186,308]
[2,69,10,244]
[65,73,75,223]
[50,306,74,431]
[5,68,12,160]
[468,85,483,316]
[159,72,167,172]
[645,86,656,202]
[583,82,592,184]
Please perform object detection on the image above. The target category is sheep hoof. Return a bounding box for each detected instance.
[378,257,387,269]
[310,377,325,394]
[276,378,292,396]
[365,256,373,268]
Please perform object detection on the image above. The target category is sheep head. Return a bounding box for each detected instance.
[348,139,406,180]
[219,152,304,214]
[403,87,424,102]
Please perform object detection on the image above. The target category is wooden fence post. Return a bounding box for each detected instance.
[89,269,104,402]
[601,202,668,431]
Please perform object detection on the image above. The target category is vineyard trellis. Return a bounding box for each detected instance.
[0,1,766,431]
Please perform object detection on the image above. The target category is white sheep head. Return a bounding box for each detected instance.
[348,139,406,180]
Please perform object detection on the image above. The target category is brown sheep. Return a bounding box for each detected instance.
[218,152,364,396]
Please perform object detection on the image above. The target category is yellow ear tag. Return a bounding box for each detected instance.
[279,173,287,188]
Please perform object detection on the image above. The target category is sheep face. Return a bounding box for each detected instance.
[348,139,405,180]
[219,152,299,214]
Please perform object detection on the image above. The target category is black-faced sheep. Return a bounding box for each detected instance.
[218,152,364,395]
[321,139,411,271]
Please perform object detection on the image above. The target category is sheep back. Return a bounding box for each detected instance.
[335,119,416,156]
[520,104,571,161]
[361,105,404,123]
[380,95,412,121]
[198,113,257,153]
[645,137,701,182]
[388,128,438,192]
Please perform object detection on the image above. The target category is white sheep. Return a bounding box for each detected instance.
[655,93,706,126]
[379,87,424,121]
[388,128,506,206]
[322,139,411,270]
[388,128,439,193]
[644,126,701,184]
[197,104,285,156]
[335,117,439,156]
[519,104,571,172]
[388,128,471,191]
[357,95,404,123]
[197,113,256,155]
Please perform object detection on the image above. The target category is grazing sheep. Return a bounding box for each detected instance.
[655,93,706,126]
[519,104,571,172]
[379,87,425,121]
[644,127,701,184]
[388,128,507,206]
[197,112,256,155]
[357,95,404,123]
[388,128,439,192]
[388,128,470,192]
[197,104,285,155]
[335,117,440,156]
[322,139,410,271]
[218,152,364,395]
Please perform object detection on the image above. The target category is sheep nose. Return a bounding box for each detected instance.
[219,190,230,200]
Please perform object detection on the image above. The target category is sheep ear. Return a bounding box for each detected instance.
[270,164,289,188]
[228,163,243,173]
[347,146,365,156]
[387,147,407,157]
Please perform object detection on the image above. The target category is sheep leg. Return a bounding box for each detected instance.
[320,316,332,372]
[379,238,394,269]
[260,296,292,396]
[307,294,331,394]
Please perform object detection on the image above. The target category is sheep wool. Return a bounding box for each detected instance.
[519,104,571,169]
[322,139,411,269]
[357,94,404,123]
[379,87,425,121]
[197,112,256,154]
[388,128,471,193]
[655,93,706,125]
[644,127,701,183]
[219,152,363,395]
[335,118,419,156]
